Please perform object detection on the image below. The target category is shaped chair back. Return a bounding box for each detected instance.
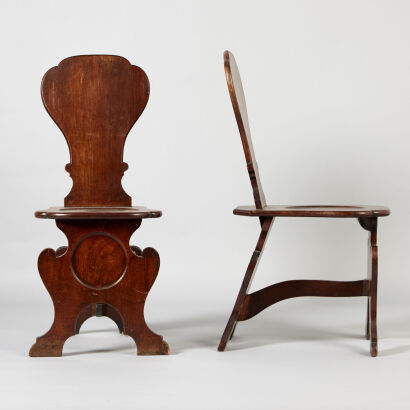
[224,50,266,209]
[41,55,150,207]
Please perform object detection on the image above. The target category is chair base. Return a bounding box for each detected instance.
[218,216,380,356]
[29,219,169,357]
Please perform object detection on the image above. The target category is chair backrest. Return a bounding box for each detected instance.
[41,55,150,207]
[223,50,266,209]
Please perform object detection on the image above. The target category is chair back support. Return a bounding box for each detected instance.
[223,50,266,209]
[41,55,150,207]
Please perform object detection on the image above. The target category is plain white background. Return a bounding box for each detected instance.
[1,0,410,408]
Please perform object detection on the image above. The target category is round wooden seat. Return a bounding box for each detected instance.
[234,205,390,218]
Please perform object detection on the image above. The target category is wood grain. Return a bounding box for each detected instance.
[239,279,370,321]
[35,206,161,219]
[30,220,169,357]
[224,51,266,209]
[41,55,149,207]
[234,205,390,218]
[31,55,168,356]
[218,50,390,356]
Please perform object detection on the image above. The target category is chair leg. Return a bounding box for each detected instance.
[365,297,370,340]
[369,234,378,357]
[118,299,169,355]
[229,323,237,340]
[359,217,378,357]
[218,217,274,351]
[30,303,79,357]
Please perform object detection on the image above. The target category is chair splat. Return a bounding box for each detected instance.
[224,50,266,209]
[41,55,150,207]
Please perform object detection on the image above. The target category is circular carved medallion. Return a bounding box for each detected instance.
[71,233,126,289]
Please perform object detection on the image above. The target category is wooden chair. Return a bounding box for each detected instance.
[218,51,390,356]
[30,55,169,357]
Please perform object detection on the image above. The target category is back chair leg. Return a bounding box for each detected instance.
[358,217,378,357]
[366,298,370,340]
[218,217,274,351]
[369,228,378,357]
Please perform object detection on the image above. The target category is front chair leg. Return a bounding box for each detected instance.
[229,323,237,340]
[218,217,274,351]
[358,217,378,357]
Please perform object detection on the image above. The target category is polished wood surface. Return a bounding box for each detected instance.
[359,216,379,356]
[42,55,149,207]
[224,51,266,209]
[35,206,161,219]
[218,50,390,356]
[239,279,369,321]
[218,217,273,352]
[30,220,168,356]
[234,205,390,218]
[30,55,168,357]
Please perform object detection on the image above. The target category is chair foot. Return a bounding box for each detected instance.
[30,340,65,357]
[370,339,378,357]
[136,339,170,355]
[218,314,236,351]
[217,339,228,352]
[118,303,169,355]
[30,306,78,357]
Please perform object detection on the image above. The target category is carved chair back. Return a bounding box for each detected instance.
[41,55,150,207]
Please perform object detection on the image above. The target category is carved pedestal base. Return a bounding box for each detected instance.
[30,219,169,357]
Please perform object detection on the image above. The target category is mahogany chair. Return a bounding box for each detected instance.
[218,50,390,356]
[30,55,169,357]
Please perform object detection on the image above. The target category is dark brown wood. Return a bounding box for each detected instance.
[358,217,378,357]
[30,55,168,356]
[41,55,149,207]
[234,205,390,218]
[35,206,161,219]
[239,279,370,321]
[218,217,274,351]
[75,245,142,334]
[30,220,168,356]
[224,51,266,209]
[218,50,390,356]
[75,303,124,334]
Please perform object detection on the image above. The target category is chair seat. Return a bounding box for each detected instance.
[234,205,390,218]
[35,206,161,220]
